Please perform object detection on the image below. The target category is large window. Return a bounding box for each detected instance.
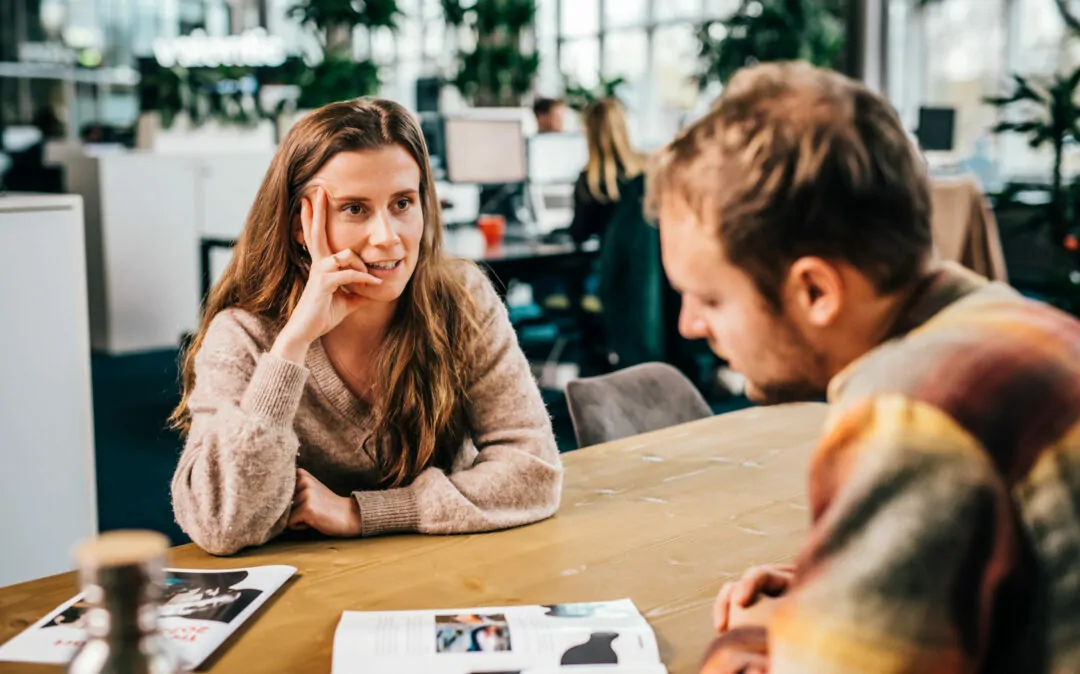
[561,37,601,90]
[550,0,737,148]
[921,0,1006,157]
[603,29,649,138]
[649,23,700,147]
[560,0,600,38]
[886,0,1080,181]
[605,0,647,28]
[374,0,801,150]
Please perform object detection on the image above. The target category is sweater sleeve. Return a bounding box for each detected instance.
[353,266,563,536]
[702,395,1019,674]
[171,310,309,555]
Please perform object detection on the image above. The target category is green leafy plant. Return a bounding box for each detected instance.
[985,71,1080,242]
[442,0,540,107]
[141,65,267,129]
[288,0,398,106]
[296,55,381,107]
[289,0,401,53]
[562,74,628,112]
[695,0,845,89]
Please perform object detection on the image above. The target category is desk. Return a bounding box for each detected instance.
[0,403,825,674]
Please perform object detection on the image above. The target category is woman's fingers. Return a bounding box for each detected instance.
[300,198,317,261]
[326,269,383,289]
[308,187,333,260]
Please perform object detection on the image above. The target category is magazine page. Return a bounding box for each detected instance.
[331,598,667,673]
[0,565,295,670]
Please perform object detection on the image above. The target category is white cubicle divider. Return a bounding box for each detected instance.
[0,193,97,587]
[97,153,204,352]
[48,147,274,353]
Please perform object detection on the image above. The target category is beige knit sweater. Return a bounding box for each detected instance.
[171,264,562,556]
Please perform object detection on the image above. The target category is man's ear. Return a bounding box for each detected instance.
[785,257,843,327]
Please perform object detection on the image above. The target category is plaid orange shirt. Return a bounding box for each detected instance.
[704,263,1080,674]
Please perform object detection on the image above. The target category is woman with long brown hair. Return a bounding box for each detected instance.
[568,97,645,243]
[170,98,561,556]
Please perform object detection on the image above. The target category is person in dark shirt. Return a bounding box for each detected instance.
[569,98,645,244]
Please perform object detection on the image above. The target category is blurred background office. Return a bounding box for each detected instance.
[3,0,1080,572]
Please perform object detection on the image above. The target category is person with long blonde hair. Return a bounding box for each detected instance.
[569,98,645,243]
[170,98,561,556]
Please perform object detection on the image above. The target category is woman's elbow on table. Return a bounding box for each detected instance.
[171,474,289,556]
[536,461,564,519]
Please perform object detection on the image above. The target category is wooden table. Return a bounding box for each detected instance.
[0,403,826,674]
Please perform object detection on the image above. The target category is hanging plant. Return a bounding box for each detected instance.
[442,0,540,107]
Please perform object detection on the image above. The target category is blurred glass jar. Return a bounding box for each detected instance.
[68,531,179,674]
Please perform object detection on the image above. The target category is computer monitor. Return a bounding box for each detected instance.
[443,116,527,184]
[528,132,588,185]
[416,77,442,114]
[916,107,956,152]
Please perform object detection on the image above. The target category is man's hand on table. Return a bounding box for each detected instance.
[713,564,795,632]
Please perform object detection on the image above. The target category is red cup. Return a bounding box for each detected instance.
[477,214,506,248]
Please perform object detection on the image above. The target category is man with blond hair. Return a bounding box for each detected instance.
[649,61,1080,673]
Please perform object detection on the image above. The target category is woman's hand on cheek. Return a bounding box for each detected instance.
[271,186,383,364]
[287,468,364,537]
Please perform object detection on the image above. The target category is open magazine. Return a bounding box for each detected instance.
[0,565,295,670]
[331,598,668,673]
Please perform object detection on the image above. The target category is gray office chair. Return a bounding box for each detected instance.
[565,362,713,449]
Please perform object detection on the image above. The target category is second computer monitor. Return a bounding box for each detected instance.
[528,132,589,185]
[916,106,956,152]
[443,116,528,184]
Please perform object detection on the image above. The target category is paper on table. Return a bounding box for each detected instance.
[331,598,668,673]
[0,565,295,671]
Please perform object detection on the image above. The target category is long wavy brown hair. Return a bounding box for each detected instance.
[170,98,482,488]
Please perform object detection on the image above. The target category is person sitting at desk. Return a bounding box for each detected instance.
[533,97,567,134]
[650,62,1080,673]
[170,98,562,556]
[569,98,645,244]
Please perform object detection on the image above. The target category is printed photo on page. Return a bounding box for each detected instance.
[0,565,295,670]
[331,598,668,673]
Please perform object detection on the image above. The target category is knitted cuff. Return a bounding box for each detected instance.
[239,352,309,427]
[353,487,420,537]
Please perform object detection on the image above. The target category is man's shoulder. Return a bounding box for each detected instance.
[833,285,1080,461]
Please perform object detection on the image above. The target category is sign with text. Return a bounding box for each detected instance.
[153,28,287,69]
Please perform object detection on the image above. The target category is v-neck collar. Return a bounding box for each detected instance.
[307,338,372,422]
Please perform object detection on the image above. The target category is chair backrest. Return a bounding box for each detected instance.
[565,362,713,449]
